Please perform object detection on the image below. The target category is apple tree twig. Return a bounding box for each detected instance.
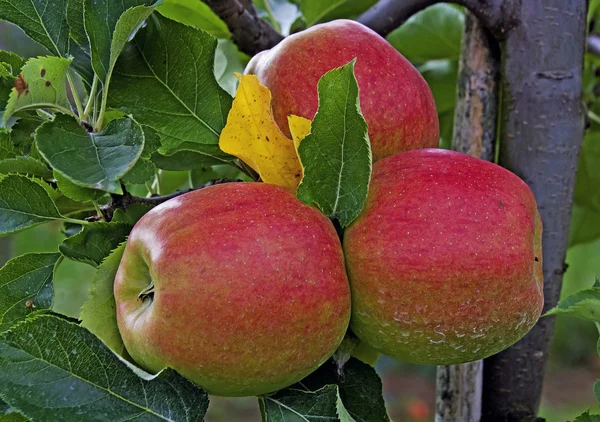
[201,0,283,56]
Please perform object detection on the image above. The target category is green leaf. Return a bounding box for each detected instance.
[0,410,27,422]
[109,14,233,154]
[0,0,70,56]
[66,0,87,49]
[545,287,600,323]
[297,358,390,422]
[0,175,65,236]
[0,130,17,160]
[60,222,131,267]
[8,114,44,154]
[122,125,160,184]
[570,131,600,246]
[575,411,600,422]
[0,313,209,421]
[296,0,345,26]
[84,0,158,83]
[151,146,235,170]
[419,59,459,114]
[54,171,106,203]
[318,0,378,21]
[112,203,152,225]
[3,56,73,123]
[37,115,145,194]
[387,4,464,62]
[260,385,340,421]
[80,243,126,354]
[297,60,371,227]
[0,253,60,333]
[157,0,230,38]
[0,51,26,77]
[0,157,51,178]
[215,39,249,96]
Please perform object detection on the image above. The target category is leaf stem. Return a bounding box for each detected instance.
[16,103,78,120]
[63,217,91,226]
[92,200,104,221]
[95,84,109,132]
[67,71,85,118]
[83,76,99,120]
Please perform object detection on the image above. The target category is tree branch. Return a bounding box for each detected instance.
[588,34,600,57]
[99,179,239,222]
[201,0,283,56]
[481,1,586,420]
[357,0,516,39]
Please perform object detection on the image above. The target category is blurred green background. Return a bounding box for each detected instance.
[1,1,599,421]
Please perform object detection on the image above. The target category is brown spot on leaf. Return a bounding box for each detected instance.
[40,68,46,78]
[25,300,35,308]
[14,74,28,96]
[45,81,51,87]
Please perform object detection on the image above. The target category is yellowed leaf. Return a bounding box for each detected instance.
[288,115,312,150]
[219,73,302,191]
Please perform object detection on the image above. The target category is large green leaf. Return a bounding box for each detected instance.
[0,0,70,56]
[545,286,600,324]
[297,358,390,422]
[0,157,52,178]
[80,243,126,355]
[66,0,87,47]
[297,60,371,227]
[0,313,209,421]
[84,0,158,83]
[419,59,459,114]
[570,130,600,246]
[54,171,107,203]
[387,4,464,62]
[0,253,60,333]
[0,175,65,236]
[157,0,230,38]
[109,14,233,154]
[260,385,340,421]
[37,115,145,194]
[3,56,72,123]
[60,222,131,267]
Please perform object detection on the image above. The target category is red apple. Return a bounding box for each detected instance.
[245,19,439,161]
[343,149,543,364]
[114,183,351,396]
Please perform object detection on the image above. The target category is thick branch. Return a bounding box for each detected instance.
[482,2,587,420]
[357,0,516,39]
[201,0,283,56]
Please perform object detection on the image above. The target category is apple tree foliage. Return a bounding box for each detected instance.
[0,0,384,420]
[0,1,597,421]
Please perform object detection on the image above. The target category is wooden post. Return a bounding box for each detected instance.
[436,10,500,422]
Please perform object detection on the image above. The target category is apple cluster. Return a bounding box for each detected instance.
[114,20,543,397]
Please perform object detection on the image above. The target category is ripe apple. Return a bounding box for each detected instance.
[114,183,351,396]
[343,149,543,364]
[245,19,439,161]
